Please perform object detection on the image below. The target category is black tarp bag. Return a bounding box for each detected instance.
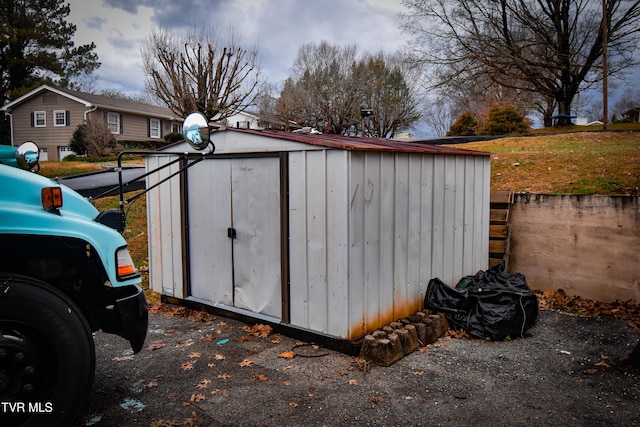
[425,264,538,340]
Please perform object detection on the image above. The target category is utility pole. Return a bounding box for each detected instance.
[602,0,608,130]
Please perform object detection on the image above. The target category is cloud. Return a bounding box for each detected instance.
[107,28,139,51]
[102,0,142,14]
[84,16,107,30]
[70,0,412,93]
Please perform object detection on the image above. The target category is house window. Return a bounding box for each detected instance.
[108,112,120,134]
[171,123,182,133]
[149,118,161,138]
[54,110,67,126]
[34,111,46,127]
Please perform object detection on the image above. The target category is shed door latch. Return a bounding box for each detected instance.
[227,227,237,239]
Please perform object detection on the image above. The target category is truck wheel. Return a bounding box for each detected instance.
[0,273,95,427]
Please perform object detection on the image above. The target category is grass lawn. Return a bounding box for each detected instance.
[453,131,640,195]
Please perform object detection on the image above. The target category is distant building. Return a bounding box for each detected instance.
[623,106,640,123]
[1,85,182,160]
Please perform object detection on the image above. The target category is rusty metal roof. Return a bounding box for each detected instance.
[226,128,490,156]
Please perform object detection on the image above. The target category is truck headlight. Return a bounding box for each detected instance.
[116,246,139,280]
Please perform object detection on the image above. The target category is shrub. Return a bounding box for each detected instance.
[69,124,87,155]
[164,132,184,144]
[478,105,530,135]
[447,112,477,136]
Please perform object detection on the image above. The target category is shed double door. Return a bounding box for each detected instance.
[187,156,282,319]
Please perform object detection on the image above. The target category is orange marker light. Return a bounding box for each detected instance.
[41,187,63,210]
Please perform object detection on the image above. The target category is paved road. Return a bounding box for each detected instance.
[55,166,146,198]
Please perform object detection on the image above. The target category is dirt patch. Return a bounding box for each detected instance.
[68,307,640,427]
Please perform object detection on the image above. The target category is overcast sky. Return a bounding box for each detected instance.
[68,0,412,95]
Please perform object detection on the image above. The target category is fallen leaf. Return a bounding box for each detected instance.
[252,374,268,382]
[243,324,273,338]
[239,359,254,368]
[214,354,225,360]
[200,334,215,341]
[239,336,253,342]
[413,370,425,376]
[289,402,299,408]
[583,368,598,375]
[147,341,165,351]
[176,339,194,348]
[146,380,159,388]
[112,355,135,362]
[217,374,231,380]
[595,360,611,368]
[283,365,293,371]
[188,352,202,358]
[184,412,200,425]
[196,379,211,389]
[149,419,181,427]
[278,351,295,360]
[189,393,206,403]
[181,361,195,371]
[348,379,358,385]
[369,394,381,404]
[207,363,216,368]
[283,381,292,386]
[212,389,229,395]
[600,354,610,360]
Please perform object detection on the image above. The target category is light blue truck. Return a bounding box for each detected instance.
[0,112,211,426]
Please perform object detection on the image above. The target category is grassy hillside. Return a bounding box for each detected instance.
[453,131,640,195]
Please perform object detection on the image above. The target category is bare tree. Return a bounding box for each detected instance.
[356,52,422,138]
[274,41,422,137]
[612,87,640,120]
[401,0,640,126]
[289,41,361,134]
[82,117,117,157]
[422,95,455,136]
[141,26,263,120]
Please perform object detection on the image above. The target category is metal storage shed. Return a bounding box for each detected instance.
[145,128,490,349]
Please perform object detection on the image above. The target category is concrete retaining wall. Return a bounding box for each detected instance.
[509,194,640,303]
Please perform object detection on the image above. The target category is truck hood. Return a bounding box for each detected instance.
[0,164,99,220]
[0,164,139,287]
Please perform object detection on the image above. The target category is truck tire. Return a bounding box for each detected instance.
[0,273,95,427]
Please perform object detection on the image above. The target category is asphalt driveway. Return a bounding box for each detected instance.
[68,305,640,427]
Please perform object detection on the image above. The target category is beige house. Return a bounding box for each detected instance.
[1,85,182,161]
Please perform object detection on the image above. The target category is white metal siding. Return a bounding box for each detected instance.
[288,150,351,336]
[288,150,489,340]
[146,155,185,298]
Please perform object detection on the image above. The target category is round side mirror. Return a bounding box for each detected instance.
[16,141,40,171]
[183,112,210,150]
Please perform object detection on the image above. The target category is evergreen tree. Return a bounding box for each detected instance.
[447,112,477,136]
[0,0,100,144]
[479,106,530,135]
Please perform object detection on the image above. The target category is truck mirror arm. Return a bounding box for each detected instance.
[112,145,212,213]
